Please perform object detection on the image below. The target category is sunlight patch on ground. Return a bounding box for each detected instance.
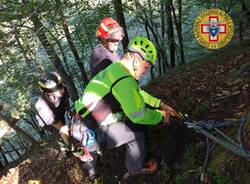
[0,166,19,184]
[0,120,14,139]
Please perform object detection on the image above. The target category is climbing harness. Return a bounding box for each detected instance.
[80,129,95,147]
[73,127,96,162]
[68,114,97,162]
[72,129,95,162]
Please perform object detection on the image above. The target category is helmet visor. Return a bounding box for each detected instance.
[48,82,64,92]
[40,82,64,93]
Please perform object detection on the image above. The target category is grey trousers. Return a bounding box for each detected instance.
[83,122,145,177]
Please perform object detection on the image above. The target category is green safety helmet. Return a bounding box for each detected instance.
[127,36,157,65]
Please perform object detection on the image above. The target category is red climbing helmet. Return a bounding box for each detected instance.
[96,17,124,41]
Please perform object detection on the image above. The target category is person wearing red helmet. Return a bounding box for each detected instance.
[90,17,124,77]
[76,37,177,180]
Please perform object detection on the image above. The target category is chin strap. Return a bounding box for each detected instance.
[128,52,138,77]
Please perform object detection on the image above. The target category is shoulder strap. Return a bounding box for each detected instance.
[78,75,134,116]
[110,75,134,92]
[36,110,47,127]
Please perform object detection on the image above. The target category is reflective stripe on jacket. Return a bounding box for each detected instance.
[75,61,163,125]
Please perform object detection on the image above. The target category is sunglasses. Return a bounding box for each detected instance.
[107,39,120,43]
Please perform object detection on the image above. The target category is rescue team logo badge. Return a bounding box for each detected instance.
[193,9,234,49]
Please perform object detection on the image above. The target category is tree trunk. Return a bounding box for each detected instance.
[225,0,233,13]
[30,12,79,101]
[56,0,89,86]
[18,30,44,73]
[159,0,165,75]
[145,19,169,70]
[0,163,4,171]
[150,66,155,79]
[15,31,33,69]
[207,0,211,8]
[171,0,185,64]
[145,23,155,81]
[21,0,78,101]
[145,22,167,74]
[213,0,217,8]
[165,0,175,68]
[147,0,167,75]
[0,112,40,147]
[113,0,129,51]
[240,0,250,22]
[160,0,165,48]
[44,26,72,75]
[239,0,250,42]
[147,0,158,36]
[239,20,243,42]
[177,0,184,64]
[158,54,162,76]
[134,0,169,72]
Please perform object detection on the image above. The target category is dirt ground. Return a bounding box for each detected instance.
[1,42,250,184]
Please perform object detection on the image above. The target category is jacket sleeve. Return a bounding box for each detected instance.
[75,97,84,114]
[112,77,163,125]
[35,99,55,127]
[139,89,161,108]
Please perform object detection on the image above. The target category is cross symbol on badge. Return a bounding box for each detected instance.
[201,16,227,42]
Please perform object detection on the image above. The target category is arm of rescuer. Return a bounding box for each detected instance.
[139,89,178,117]
[112,77,169,125]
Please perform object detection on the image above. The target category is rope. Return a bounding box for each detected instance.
[178,116,249,183]
[183,117,250,161]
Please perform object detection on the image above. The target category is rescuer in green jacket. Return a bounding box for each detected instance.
[75,36,176,179]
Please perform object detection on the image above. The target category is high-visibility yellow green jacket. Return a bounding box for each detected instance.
[75,61,164,125]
